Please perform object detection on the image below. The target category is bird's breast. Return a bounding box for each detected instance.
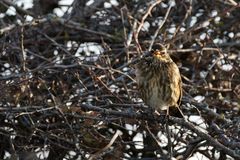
[136,61,181,111]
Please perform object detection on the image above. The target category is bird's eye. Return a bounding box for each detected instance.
[150,50,155,54]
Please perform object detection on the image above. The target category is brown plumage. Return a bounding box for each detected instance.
[135,48,183,117]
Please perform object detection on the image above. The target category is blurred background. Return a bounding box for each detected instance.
[0,0,240,159]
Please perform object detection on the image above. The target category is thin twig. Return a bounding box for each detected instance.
[135,0,163,53]
[89,130,122,160]
[149,3,172,51]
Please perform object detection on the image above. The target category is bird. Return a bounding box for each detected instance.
[135,46,184,117]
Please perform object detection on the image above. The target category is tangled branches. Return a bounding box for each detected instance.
[0,0,240,159]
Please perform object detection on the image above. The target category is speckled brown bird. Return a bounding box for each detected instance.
[135,47,183,117]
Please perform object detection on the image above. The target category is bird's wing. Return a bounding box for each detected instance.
[135,60,150,102]
[177,77,182,106]
[170,62,182,107]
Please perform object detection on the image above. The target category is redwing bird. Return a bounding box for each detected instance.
[135,46,184,117]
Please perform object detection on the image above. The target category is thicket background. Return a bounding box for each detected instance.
[0,0,240,159]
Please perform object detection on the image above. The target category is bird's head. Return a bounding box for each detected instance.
[151,49,172,62]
